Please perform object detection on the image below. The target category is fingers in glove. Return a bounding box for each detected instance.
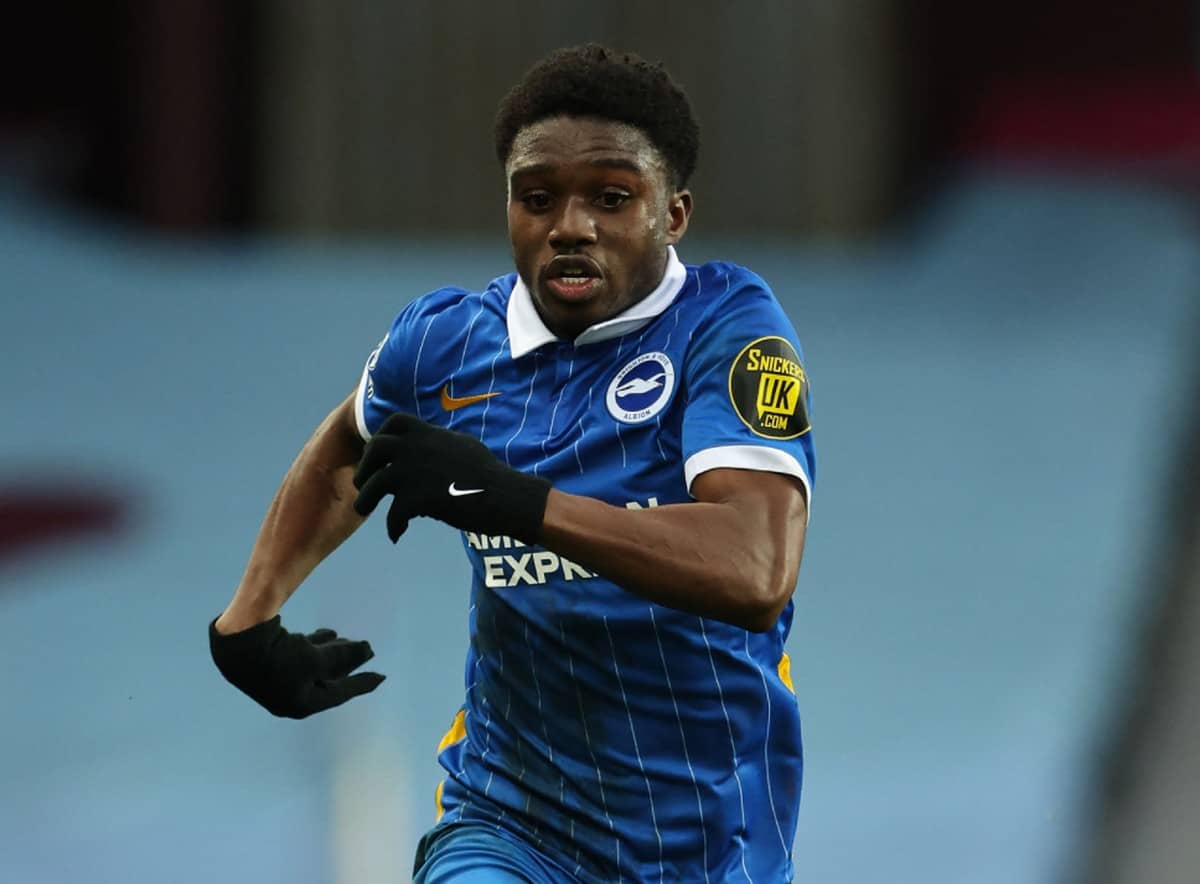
[302,672,387,716]
[338,671,387,699]
[386,496,415,543]
[317,637,376,679]
[306,628,338,645]
[354,462,406,516]
[354,412,426,490]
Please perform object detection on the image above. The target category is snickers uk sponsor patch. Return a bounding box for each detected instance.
[728,336,811,439]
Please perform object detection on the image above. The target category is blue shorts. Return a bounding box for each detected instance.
[412,823,576,883]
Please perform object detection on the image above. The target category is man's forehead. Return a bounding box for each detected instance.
[507,116,664,176]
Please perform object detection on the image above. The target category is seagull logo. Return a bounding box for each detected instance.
[605,352,676,424]
[615,373,666,398]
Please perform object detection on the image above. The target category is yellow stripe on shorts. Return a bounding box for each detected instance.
[437,709,467,754]
[777,652,795,693]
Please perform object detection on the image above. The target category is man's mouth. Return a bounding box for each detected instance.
[542,255,603,303]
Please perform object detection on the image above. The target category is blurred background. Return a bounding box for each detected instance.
[2,2,1198,882]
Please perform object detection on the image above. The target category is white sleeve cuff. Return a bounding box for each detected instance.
[353,366,372,441]
[684,444,811,509]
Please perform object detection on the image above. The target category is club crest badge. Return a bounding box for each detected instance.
[728,336,811,439]
[606,351,676,423]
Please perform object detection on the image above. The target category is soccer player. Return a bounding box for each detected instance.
[210,44,815,882]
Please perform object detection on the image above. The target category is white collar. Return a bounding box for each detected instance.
[507,246,687,359]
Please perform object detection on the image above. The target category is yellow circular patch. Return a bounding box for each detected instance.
[727,336,811,439]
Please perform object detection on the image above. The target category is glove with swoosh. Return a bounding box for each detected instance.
[353,412,552,543]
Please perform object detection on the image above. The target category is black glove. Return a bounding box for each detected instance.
[352,412,552,543]
[209,616,385,719]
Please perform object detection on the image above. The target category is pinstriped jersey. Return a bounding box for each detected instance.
[355,247,816,882]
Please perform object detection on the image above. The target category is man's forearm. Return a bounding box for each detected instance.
[539,469,807,632]
[216,396,365,633]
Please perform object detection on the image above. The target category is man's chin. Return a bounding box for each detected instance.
[535,298,607,340]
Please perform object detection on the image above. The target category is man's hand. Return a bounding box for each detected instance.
[209,616,385,719]
[352,412,551,543]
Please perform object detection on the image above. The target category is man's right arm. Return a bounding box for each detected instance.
[215,392,366,635]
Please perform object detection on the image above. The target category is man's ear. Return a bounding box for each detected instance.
[666,190,693,245]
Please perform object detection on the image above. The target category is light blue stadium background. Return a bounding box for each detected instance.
[1,170,1196,883]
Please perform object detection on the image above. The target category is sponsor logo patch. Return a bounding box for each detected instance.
[728,336,810,439]
[606,351,675,423]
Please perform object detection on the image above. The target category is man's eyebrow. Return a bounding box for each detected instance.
[508,162,554,179]
[508,157,647,180]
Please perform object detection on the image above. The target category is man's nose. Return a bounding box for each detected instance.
[548,197,597,249]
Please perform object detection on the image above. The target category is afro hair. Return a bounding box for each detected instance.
[494,44,700,189]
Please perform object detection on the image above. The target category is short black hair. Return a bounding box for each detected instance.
[494,44,700,189]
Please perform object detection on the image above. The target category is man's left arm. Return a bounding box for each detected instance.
[540,468,807,632]
[352,413,806,632]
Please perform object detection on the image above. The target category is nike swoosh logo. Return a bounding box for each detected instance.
[440,384,500,412]
[448,483,485,497]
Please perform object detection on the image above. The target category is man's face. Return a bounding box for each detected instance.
[506,116,692,341]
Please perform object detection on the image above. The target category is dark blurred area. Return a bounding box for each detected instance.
[4,1,1197,235]
[0,2,255,229]
[2,3,1199,883]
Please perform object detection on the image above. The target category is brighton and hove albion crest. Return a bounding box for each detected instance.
[606,351,676,423]
[728,336,810,439]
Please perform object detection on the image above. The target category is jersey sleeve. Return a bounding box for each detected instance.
[681,270,816,506]
[353,289,465,440]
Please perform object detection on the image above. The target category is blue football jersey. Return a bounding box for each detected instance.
[356,247,816,882]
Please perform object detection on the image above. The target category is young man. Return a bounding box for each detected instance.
[211,45,816,882]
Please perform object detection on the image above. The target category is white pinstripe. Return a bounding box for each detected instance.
[550,606,566,858]
[665,267,713,462]
[700,619,754,883]
[604,615,665,883]
[538,351,574,475]
[747,633,789,853]
[504,352,539,466]
[685,268,700,347]
[572,819,581,877]
[520,620,544,846]
[719,267,733,301]
[481,611,504,816]
[650,298,686,462]
[411,315,438,420]
[612,334,629,469]
[448,292,490,429]
[650,607,710,883]
[479,334,509,444]
[573,387,592,475]
[453,605,483,824]
[497,633,518,829]
[561,621,621,881]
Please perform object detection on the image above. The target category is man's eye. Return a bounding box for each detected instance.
[596,191,630,209]
[521,192,552,211]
